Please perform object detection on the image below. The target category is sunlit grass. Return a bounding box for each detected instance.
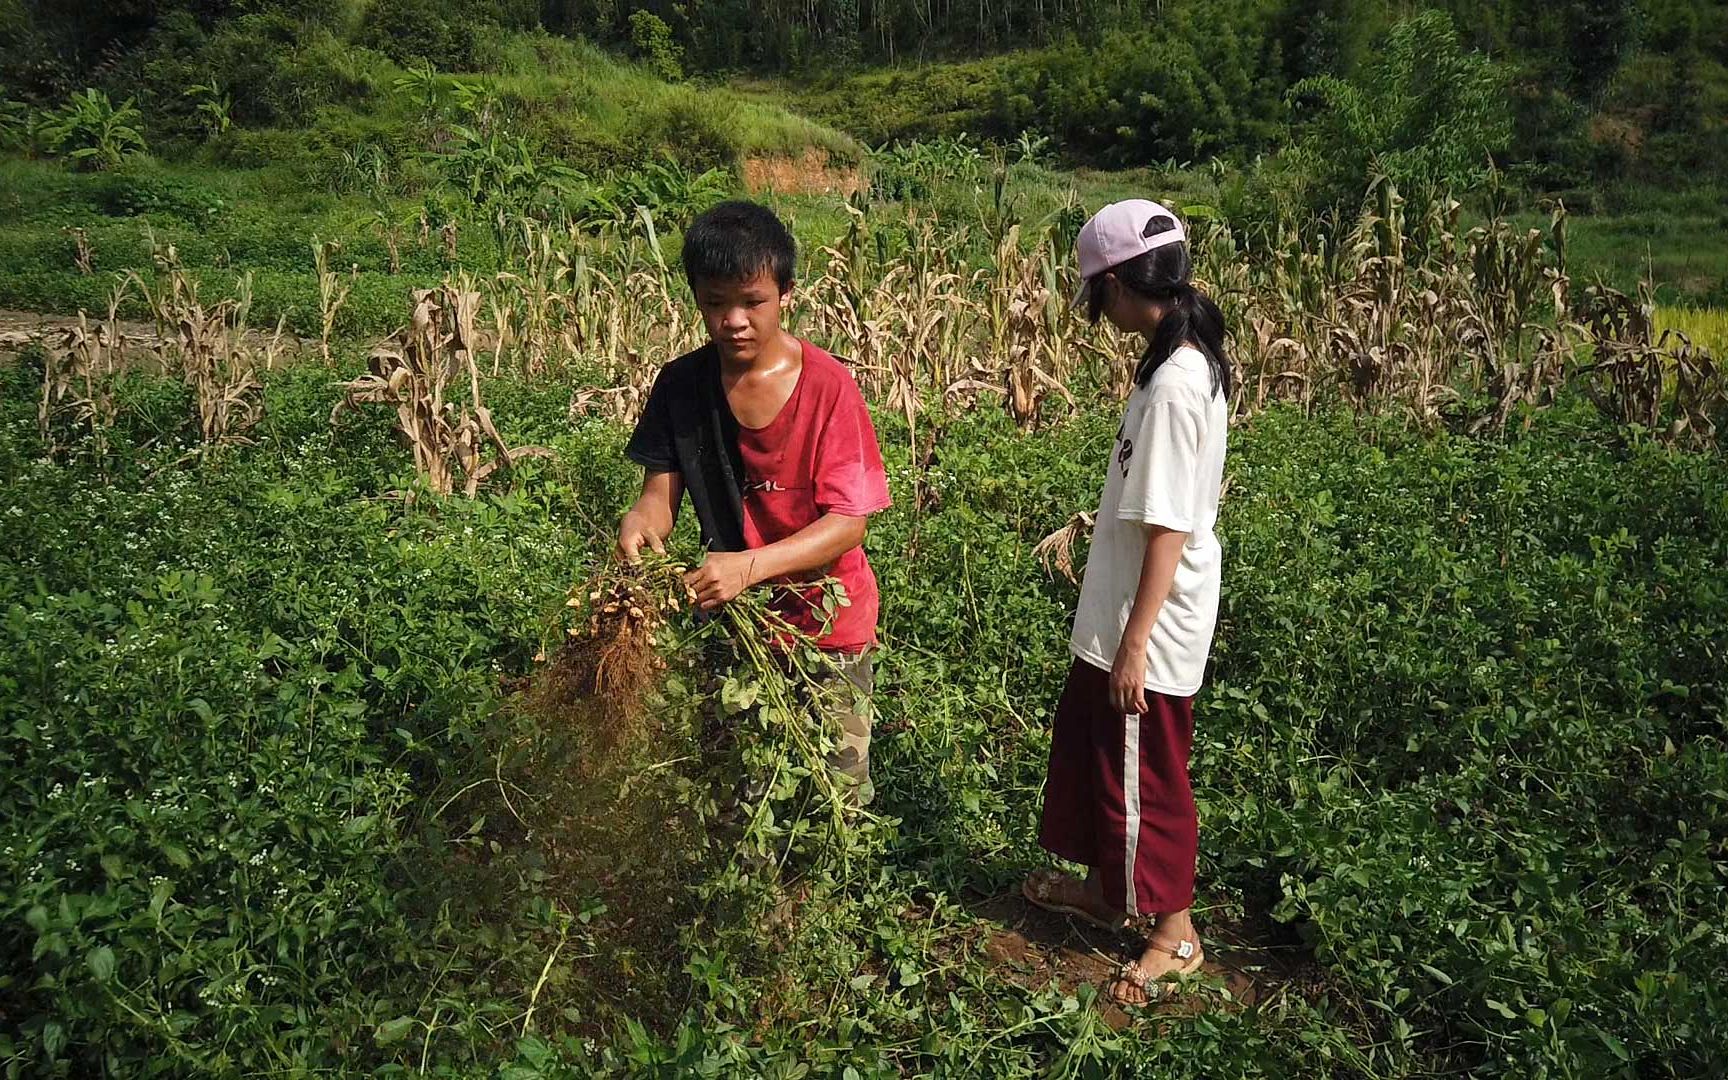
[1657,306,1728,353]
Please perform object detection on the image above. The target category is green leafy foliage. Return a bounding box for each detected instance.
[627,11,683,83]
[1278,10,1512,218]
[0,353,1723,1075]
[43,89,147,172]
[436,125,580,214]
[800,11,1287,166]
[183,78,232,139]
[573,158,732,232]
[359,0,483,71]
[869,135,986,202]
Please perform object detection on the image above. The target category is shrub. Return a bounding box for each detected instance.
[0,98,51,157]
[206,126,315,172]
[531,113,642,174]
[358,0,480,71]
[90,167,226,222]
[129,14,385,130]
[573,158,732,231]
[297,107,418,193]
[869,136,985,202]
[630,88,738,172]
[628,11,684,83]
[1280,11,1511,217]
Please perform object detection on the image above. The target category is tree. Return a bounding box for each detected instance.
[1283,11,1511,217]
[628,11,683,82]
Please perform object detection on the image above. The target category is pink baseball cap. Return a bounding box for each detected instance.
[1072,199,1187,307]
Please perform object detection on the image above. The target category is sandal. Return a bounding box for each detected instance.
[1020,869,1127,932]
[1106,936,1204,1007]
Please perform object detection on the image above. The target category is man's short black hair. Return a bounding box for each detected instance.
[681,200,796,292]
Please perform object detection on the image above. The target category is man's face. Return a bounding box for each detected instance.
[693,271,790,364]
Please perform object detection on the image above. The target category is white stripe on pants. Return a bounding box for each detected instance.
[1122,711,1141,914]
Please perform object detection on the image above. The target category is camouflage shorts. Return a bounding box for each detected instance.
[706,646,876,812]
[813,649,875,808]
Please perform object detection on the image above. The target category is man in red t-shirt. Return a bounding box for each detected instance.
[618,201,892,804]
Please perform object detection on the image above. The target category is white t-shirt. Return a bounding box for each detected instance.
[1069,346,1228,697]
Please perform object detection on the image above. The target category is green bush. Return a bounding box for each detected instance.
[628,11,684,83]
[89,167,226,222]
[868,135,985,202]
[358,0,480,71]
[573,157,733,231]
[180,15,376,129]
[1277,11,1512,218]
[630,87,739,171]
[802,10,1286,166]
[296,107,420,193]
[43,89,147,172]
[205,126,316,172]
[530,113,642,174]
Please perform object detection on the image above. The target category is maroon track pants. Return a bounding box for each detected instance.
[1037,658,1197,916]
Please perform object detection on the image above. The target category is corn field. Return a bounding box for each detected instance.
[35,242,287,459]
[474,180,1724,452]
[35,181,1727,493]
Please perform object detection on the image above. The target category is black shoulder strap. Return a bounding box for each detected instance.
[676,347,748,552]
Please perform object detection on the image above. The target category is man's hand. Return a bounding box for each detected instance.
[1109,639,1149,716]
[617,514,667,563]
[684,551,758,610]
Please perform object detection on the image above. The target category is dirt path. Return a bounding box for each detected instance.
[964,890,1324,1030]
[0,308,314,363]
[0,308,162,352]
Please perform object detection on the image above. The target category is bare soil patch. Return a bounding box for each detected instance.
[742,150,865,198]
[963,889,1325,1030]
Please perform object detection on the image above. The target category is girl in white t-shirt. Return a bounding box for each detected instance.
[1021,200,1230,1007]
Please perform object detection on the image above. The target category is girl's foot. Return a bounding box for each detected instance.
[1106,934,1204,1007]
[1021,868,1127,931]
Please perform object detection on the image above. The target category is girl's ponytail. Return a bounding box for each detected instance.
[1089,213,1232,399]
[1136,282,1230,397]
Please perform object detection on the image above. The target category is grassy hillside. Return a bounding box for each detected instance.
[191,30,863,181]
[0,25,883,336]
[0,12,1720,328]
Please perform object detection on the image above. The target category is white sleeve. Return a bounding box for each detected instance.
[1117,399,1202,532]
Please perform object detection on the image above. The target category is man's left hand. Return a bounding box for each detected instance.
[685,551,758,610]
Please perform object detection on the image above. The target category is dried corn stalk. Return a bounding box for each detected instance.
[38,311,116,463]
[445,185,1719,445]
[333,282,554,497]
[65,226,93,275]
[1664,330,1725,449]
[313,238,355,366]
[1033,511,1095,584]
[129,253,273,446]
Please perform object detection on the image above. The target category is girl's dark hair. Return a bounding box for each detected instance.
[1086,215,1231,397]
[682,200,797,292]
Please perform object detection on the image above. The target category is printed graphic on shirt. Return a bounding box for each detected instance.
[1117,436,1134,477]
[744,476,790,494]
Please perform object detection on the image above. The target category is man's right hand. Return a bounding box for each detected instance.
[617,471,681,563]
[617,516,667,562]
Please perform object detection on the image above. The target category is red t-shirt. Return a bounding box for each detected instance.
[737,340,891,651]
